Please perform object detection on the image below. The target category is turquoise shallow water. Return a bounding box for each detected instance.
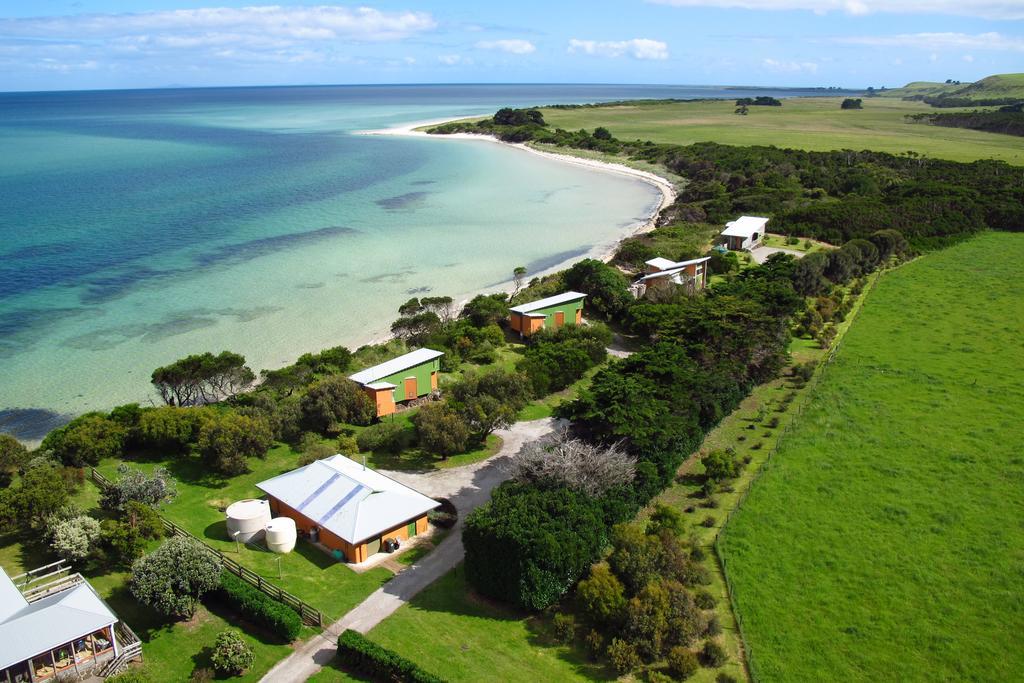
[0,84,835,438]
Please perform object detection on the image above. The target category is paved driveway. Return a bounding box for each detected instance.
[259,417,560,683]
[750,245,805,264]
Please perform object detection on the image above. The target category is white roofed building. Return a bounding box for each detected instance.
[256,454,439,564]
[721,216,769,251]
[0,564,140,682]
[631,256,712,298]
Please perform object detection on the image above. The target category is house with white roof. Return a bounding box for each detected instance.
[508,291,586,338]
[0,563,140,682]
[256,454,439,564]
[721,216,769,251]
[348,348,444,417]
[633,256,712,298]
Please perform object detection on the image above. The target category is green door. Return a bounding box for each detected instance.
[407,521,417,537]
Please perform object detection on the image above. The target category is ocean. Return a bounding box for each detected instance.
[0,83,837,440]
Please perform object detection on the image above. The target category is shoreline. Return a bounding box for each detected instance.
[358,118,677,263]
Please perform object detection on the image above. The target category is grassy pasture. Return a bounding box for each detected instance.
[719,232,1024,681]
[538,97,1024,164]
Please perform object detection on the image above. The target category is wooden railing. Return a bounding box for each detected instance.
[88,468,324,628]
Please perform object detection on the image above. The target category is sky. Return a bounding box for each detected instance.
[0,0,1021,91]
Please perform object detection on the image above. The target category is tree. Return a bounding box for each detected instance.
[593,126,612,140]
[151,351,254,406]
[197,412,273,476]
[563,259,632,320]
[606,638,641,674]
[48,514,101,563]
[512,266,528,299]
[137,406,205,453]
[130,536,221,619]
[701,450,738,483]
[300,376,376,432]
[667,646,699,679]
[841,98,863,110]
[0,434,27,487]
[296,346,353,375]
[576,562,627,626]
[869,229,909,261]
[100,519,146,566]
[211,629,254,676]
[734,105,749,116]
[411,402,471,457]
[790,251,830,296]
[43,414,128,467]
[0,462,72,531]
[448,370,529,443]
[461,293,509,328]
[607,523,665,595]
[390,311,442,345]
[100,463,178,511]
[510,430,635,496]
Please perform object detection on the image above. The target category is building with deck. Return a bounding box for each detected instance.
[721,216,768,251]
[633,256,712,297]
[349,348,444,418]
[508,291,586,338]
[0,563,141,683]
[256,454,439,564]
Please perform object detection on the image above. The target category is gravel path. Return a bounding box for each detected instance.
[750,245,805,264]
[260,417,560,683]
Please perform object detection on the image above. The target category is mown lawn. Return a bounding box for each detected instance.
[538,97,1024,164]
[94,445,393,621]
[367,567,615,683]
[719,232,1024,681]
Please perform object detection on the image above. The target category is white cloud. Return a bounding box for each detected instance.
[568,38,669,60]
[647,0,1024,20]
[475,39,536,54]
[833,32,1024,52]
[963,54,975,62]
[762,57,818,73]
[438,54,472,66]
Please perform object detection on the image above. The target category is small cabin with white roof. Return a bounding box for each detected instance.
[508,291,586,338]
[256,454,439,564]
[632,256,712,298]
[721,216,768,251]
[349,348,443,417]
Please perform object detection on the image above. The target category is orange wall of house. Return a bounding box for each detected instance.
[509,312,522,332]
[364,387,396,417]
[268,496,429,563]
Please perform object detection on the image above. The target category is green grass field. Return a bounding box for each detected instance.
[538,97,1024,164]
[718,232,1024,681]
[366,568,613,683]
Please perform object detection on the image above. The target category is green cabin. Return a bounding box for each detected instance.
[349,348,443,417]
[508,291,586,337]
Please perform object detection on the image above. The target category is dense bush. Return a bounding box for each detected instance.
[100,463,178,511]
[701,640,727,667]
[552,612,576,643]
[355,421,410,454]
[562,259,633,320]
[0,434,27,487]
[411,402,471,457]
[336,629,447,683]
[42,413,127,467]
[48,514,101,563]
[463,483,608,610]
[667,646,699,679]
[197,412,273,476]
[213,571,302,641]
[447,370,530,443]
[577,562,627,626]
[210,629,254,676]
[518,324,609,396]
[300,375,375,432]
[606,638,641,674]
[130,536,222,619]
[0,461,74,531]
[137,406,205,453]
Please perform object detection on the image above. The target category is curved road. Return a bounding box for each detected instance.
[260,417,559,683]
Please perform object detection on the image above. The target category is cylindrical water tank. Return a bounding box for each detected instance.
[225,499,271,543]
[265,517,297,554]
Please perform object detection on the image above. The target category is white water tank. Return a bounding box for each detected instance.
[265,517,297,554]
[226,499,271,543]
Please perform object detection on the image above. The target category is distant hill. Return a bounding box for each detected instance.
[881,73,1024,104]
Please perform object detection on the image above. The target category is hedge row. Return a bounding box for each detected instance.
[213,571,303,641]
[336,629,447,683]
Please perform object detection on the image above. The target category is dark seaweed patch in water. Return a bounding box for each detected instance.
[5,242,77,260]
[410,180,435,186]
[82,265,189,305]
[60,305,280,351]
[296,282,325,289]
[375,191,428,211]
[407,286,432,294]
[361,269,416,284]
[0,408,71,443]
[194,225,358,268]
[0,306,104,358]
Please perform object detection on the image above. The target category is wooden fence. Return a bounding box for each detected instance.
[88,468,324,628]
[712,265,888,683]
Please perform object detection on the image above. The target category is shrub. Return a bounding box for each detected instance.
[701,640,727,668]
[647,672,674,683]
[298,432,336,466]
[716,674,739,683]
[100,519,146,566]
[130,536,222,619]
[105,670,150,683]
[701,516,716,528]
[43,414,128,467]
[667,646,699,679]
[412,402,472,457]
[300,375,375,432]
[197,412,273,476]
[100,464,178,511]
[355,421,410,454]
[606,638,641,675]
[766,416,780,428]
[48,514,101,563]
[751,441,763,450]
[694,590,716,610]
[189,669,214,683]
[210,629,254,676]
[706,615,723,636]
[336,629,446,683]
[584,629,604,661]
[577,562,626,626]
[137,406,205,453]
[214,571,302,641]
[510,430,635,496]
[552,612,576,644]
[701,450,737,483]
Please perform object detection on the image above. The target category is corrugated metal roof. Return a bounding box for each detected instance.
[348,348,443,386]
[636,257,711,283]
[721,215,769,237]
[256,455,439,545]
[0,571,118,670]
[645,257,677,270]
[509,291,587,314]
